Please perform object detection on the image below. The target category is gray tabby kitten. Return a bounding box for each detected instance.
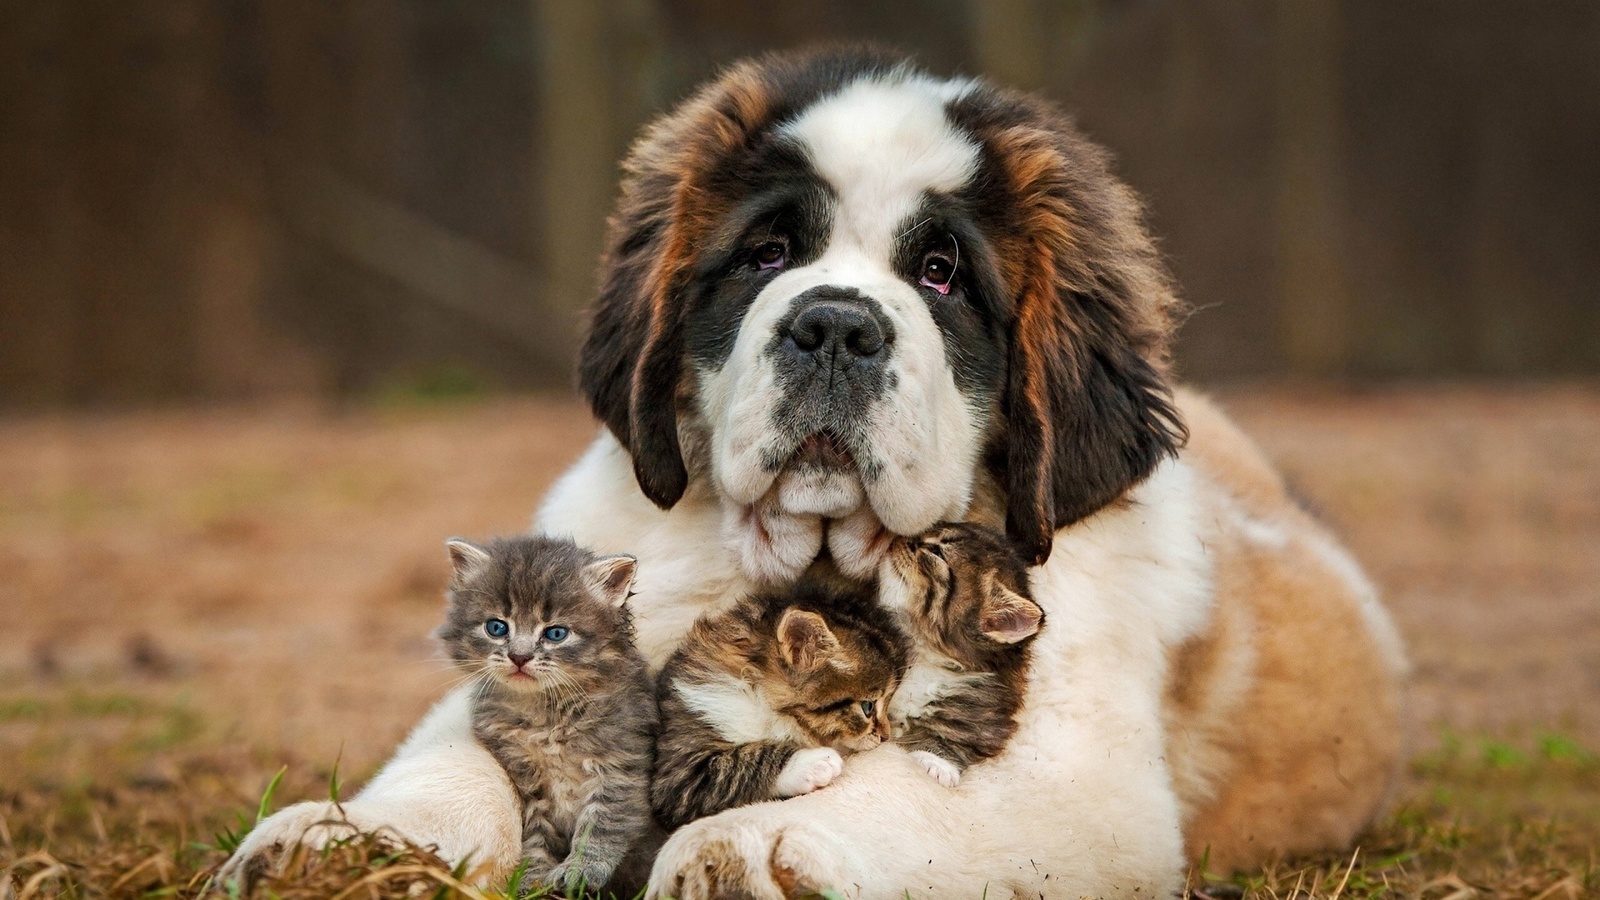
[437,535,657,894]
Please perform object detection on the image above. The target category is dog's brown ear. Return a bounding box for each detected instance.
[982,98,1188,565]
[578,63,772,509]
[579,238,690,509]
[577,162,691,509]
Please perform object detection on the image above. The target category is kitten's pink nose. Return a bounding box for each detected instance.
[508,652,533,669]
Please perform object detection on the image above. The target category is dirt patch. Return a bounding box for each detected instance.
[0,396,598,775]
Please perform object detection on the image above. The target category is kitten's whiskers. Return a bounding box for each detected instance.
[470,666,501,701]
[437,660,494,694]
[539,666,589,711]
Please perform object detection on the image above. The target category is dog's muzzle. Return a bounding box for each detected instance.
[771,286,895,432]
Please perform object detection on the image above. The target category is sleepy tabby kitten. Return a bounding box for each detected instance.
[877,521,1045,787]
[651,572,907,830]
[437,535,656,894]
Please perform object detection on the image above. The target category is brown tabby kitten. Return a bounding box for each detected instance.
[877,521,1045,787]
[438,536,656,894]
[651,571,907,830]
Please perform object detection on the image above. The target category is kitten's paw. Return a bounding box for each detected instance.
[772,747,843,797]
[547,859,614,895]
[908,750,962,787]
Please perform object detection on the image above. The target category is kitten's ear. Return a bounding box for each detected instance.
[582,555,638,607]
[777,608,840,673]
[979,577,1044,644]
[445,538,491,580]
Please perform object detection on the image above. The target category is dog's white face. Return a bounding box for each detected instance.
[696,77,993,579]
[579,50,1186,583]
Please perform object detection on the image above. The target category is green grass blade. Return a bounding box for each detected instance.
[255,764,288,824]
[328,743,345,802]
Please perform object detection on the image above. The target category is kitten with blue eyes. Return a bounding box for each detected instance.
[437,535,657,895]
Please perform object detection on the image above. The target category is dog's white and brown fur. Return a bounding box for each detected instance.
[225,48,1406,898]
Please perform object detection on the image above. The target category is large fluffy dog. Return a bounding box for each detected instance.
[226,49,1406,898]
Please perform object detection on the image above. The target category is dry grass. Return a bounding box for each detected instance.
[3,386,1598,898]
[0,731,615,899]
[1,723,1594,898]
[1189,734,1600,899]
[2,834,468,900]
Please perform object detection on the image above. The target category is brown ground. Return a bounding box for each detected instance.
[1218,385,1600,747]
[1,386,1597,896]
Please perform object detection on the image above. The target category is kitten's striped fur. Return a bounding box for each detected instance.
[878,522,1045,785]
[651,569,907,830]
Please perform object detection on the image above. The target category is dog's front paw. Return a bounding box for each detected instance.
[214,801,355,891]
[772,747,843,798]
[647,814,852,900]
[908,750,962,787]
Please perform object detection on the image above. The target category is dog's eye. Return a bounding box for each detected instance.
[920,252,955,294]
[753,240,787,270]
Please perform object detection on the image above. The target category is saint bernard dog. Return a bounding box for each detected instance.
[224,48,1407,898]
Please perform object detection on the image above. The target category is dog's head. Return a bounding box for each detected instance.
[580,48,1185,574]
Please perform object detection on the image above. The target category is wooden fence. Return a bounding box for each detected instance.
[2,1,1596,406]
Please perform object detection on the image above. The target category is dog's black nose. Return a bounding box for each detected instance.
[789,300,886,358]
[775,288,894,416]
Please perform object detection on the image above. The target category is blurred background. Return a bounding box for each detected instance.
[3,0,1599,406]
[2,3,1598,881]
